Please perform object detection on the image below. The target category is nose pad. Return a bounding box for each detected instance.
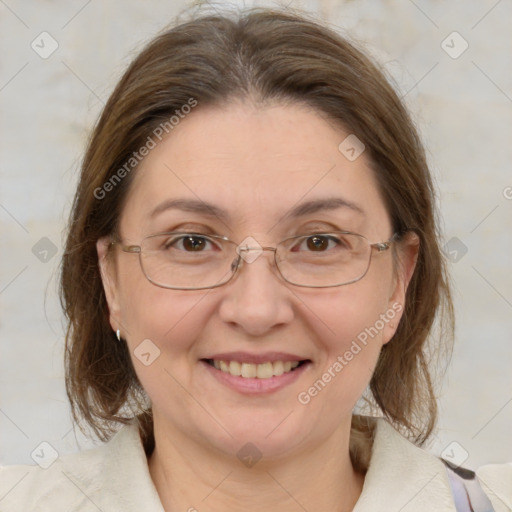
[228,250,279,284]
[230,256,241,273]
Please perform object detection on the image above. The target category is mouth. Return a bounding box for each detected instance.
[202,359,310,379]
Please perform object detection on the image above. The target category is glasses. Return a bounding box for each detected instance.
[111,231,399,290]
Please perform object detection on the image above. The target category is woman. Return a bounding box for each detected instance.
[1,6,510,511]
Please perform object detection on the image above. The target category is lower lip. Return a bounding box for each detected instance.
[201,360,311,394]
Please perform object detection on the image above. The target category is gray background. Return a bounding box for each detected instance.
[1,0,511,469]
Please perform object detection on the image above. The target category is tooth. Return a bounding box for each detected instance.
[272,361,284,376]
[241,363,257,378]
[257,362,274,379]
[212,360,302,378]
[229,360,241,376]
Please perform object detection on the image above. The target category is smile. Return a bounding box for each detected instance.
[205,359,304,379]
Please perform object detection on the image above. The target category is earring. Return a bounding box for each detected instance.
[116,329,121,341]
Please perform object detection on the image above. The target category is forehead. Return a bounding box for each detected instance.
[120,101,391,239]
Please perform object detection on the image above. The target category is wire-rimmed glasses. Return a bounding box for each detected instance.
[110,231,400,290]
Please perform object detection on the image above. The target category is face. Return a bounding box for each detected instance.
[97,100,418,461]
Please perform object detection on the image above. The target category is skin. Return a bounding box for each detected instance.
[97,100,419,512]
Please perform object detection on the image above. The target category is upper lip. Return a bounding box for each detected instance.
[203,352,309,364]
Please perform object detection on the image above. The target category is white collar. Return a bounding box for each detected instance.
[3,417,462,511]
[87,417,457,511]
[353,418,456,511]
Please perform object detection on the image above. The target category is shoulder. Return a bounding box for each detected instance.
[0,446,103,511]
[0,421,163,512]
[475,462,512,511]
[0,434,119,511]
[356,417,512,512]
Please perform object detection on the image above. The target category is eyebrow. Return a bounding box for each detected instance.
[149,197,365,222]
[283,197,365,220]
[150,198,231,221]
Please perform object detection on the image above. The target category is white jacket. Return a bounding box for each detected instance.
[1,418,511,511]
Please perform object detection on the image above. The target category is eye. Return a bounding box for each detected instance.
[293,234,348,252]
[164,234,218,252]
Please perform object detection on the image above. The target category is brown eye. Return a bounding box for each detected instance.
[164,235,213,252]
[306,235,330,251]
[182,236,207,251]
[290,234,351,254]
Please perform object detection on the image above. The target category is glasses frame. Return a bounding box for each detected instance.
[110,230,400,290]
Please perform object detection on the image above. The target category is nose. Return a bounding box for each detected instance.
[217,247,294,337]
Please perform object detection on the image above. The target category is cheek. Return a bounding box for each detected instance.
[301,276,394,406]
[119,286,218,409]
[122,286,212,350]
[115,258,214,376]
[311,269,393,354]
[320,299,387,382]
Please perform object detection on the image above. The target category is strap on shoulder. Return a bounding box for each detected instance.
[441,458,496,512]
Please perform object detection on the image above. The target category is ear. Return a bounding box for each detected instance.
[96,236,122,333]
[382,231,420,344]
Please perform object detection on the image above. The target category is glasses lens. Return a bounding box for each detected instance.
[276,232,371,287]
[140,233,235,289]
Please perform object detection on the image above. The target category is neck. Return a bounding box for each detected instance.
[148,416,366,512]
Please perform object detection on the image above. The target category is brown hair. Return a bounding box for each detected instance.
[60,6,454,471]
